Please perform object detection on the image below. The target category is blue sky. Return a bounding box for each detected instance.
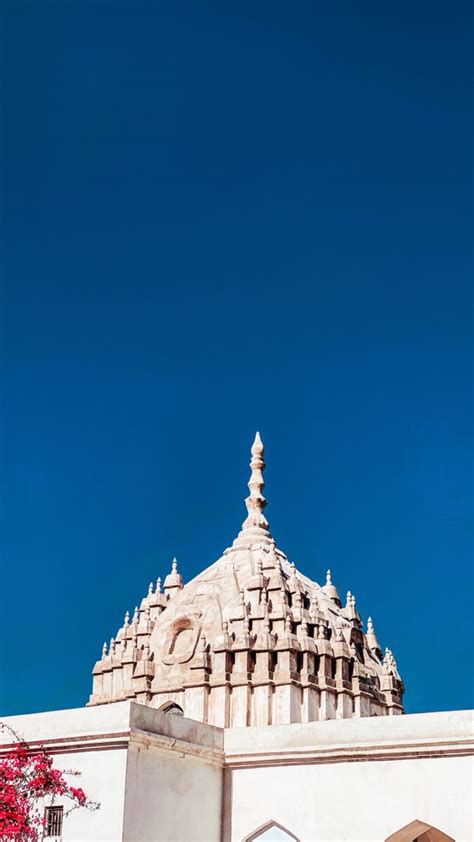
[1,1,472,716]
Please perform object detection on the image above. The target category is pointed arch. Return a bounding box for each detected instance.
[243,820,300,842]
[158,701,184,716]
[385,819,454,842]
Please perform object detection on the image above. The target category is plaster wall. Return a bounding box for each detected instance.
[0,705,132,842]
[122,702,224,842]
[225,710,474,842]
[229,755,472,842]
[122,739,222,842]
[42,747,127,841]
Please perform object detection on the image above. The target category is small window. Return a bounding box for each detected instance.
[45,806,63,837]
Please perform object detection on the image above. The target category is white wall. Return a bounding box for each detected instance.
[122,739,223,842]
[229,755,473,842]
[1,703,472,842]
[47,747,127,841]
[226,711,474,842]
[0,705,131,842]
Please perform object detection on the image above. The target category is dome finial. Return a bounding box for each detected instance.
[239,432,271,539]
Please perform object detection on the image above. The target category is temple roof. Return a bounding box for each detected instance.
[89,433,404,724]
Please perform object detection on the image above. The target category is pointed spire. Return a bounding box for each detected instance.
[148,581,154,597]
[366,616,382,657]
[156,576,162,594]
[132,606,139,625]
[164,556,183,596]
[102,641,108,659]
[239,432,271,539]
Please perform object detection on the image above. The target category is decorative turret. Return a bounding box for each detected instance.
[323,569,341,606]
[366,616,382,660]
[164,557,183,598]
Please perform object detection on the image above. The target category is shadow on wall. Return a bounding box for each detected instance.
[385,819,454,842]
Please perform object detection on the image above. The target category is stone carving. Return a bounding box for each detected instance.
[162,618,201,665]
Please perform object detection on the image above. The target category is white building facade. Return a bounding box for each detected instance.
[1,702,472,841]
[2,435,473,841]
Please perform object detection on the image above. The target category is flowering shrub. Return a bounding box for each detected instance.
[0,723,99,840]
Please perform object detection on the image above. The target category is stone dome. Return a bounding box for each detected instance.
[89,433,404,725]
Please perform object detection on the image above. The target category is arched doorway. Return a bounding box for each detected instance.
[243,820,299,842]
[385,819,454,842]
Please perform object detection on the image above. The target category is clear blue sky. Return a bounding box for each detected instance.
[1,2,472,716]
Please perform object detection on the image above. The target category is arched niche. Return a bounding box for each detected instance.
[385,819,454,842]
[243,820,300,842]
[158,701,184,716]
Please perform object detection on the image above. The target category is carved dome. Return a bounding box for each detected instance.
[89,434,404,726]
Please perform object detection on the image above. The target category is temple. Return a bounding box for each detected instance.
[88,433,403,725]
[2,434,472,842]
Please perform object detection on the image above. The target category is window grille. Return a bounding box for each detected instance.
[45,806,63,837]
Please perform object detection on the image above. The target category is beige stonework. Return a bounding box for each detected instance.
[88,433,404,725]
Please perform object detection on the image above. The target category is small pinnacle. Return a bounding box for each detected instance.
[326,570,332,584]
[171,557,178,573]
[156,577,162,593]
[148,582,153,596]
[102,641,107,658]
[124,611,130,626]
